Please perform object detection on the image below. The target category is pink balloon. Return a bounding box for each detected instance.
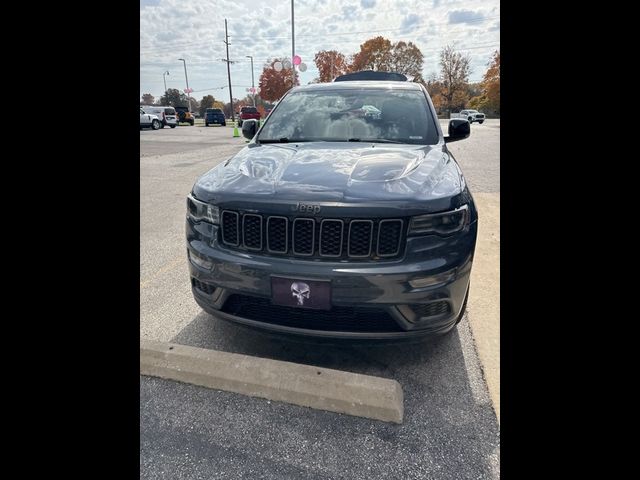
[293,55,301,66]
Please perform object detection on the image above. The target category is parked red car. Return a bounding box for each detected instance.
[238,106,260,126]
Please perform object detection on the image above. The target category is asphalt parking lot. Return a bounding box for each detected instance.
[140,120,500,479]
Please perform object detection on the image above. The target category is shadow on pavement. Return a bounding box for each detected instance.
[140,311,500,479]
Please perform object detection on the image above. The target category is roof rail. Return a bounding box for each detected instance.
[334,71,408,82]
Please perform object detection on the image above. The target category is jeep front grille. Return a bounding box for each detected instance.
[220,210,404,260]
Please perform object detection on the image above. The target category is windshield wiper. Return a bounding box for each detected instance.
[258,137,313,144]
[348,138,403,144]
[258,137,291,143]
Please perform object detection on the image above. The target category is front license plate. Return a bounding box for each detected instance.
[271,276,331,310]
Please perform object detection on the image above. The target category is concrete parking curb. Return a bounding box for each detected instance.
[140,339,404,424]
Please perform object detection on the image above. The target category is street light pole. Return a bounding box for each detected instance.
[178,58,191,111]
[223,19,235,122]
[163,70,169,97]
[246,55,255,107]
[291,0,296,88]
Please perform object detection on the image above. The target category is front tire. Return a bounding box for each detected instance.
[222,122,226,127]
[170,125,176,128]
[151,119,161,130]
[238,120,243,127]
[478,120,484,124]
[468,116,473,123]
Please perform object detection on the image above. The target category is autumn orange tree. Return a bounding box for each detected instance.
[313,50,348,82]
[350,36,394,71]
[258,59,299,102]
[468,51,499,114]
[424,73,444,111]
[347,36,425,81]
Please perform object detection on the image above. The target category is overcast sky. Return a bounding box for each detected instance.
[140,0,499,101]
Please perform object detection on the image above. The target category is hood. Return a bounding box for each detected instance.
[193,142,464,205]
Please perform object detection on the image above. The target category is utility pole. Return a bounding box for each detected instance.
[178,59,191,110]
[222,19,235,122]
[246,55,255,107]
[291,0,296,88]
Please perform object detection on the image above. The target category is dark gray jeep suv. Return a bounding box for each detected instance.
[186,71,477,339]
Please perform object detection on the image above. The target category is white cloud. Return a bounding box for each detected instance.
[401,13,421,31]
[449,10,484,24]
[140,0,499,98]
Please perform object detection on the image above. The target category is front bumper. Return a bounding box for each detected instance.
[186,218,476,339]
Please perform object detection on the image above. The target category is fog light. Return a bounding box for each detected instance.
[409,271,455,288]
[188,251,214,270]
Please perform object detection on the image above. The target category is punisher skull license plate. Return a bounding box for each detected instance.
[271,276,331,310]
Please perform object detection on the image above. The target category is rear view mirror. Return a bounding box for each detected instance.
[445,119,471,143]
[242,119,258,140]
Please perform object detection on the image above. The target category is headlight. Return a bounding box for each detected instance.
[187,194,220,224]
[409,205,469,236]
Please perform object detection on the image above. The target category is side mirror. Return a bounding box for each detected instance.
[242,119,258,140]
[445,118,470,143]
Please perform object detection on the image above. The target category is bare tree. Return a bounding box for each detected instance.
[439,45,472,112]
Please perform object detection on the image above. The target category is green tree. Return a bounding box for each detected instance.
[160,88,189,107]
[468,95,489,111]
[199,95,216,117]
[141,93,155,105]
[223,98,241,118]
[467,82,483,99]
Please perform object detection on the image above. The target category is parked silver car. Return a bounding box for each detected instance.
[140,108,161,130]
[459,109,485,124]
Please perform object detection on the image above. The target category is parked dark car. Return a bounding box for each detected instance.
[205,108,226,127]
[238,106,260,127]
[186,71,476,339]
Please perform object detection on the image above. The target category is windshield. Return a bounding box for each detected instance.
[242,107,258,113]
[257,88,438,144]
[207,108,223,114]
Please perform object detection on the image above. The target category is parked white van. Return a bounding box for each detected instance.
[140,105,178,128]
